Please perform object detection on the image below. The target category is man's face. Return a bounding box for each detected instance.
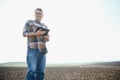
[35,10,43,21]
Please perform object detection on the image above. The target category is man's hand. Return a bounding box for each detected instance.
[44,36,49,42]
[35,29,46,36]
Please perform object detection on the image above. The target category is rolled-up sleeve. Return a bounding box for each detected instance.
[23,21,30,37]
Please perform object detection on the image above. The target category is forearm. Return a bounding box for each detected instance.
[23,31,45,37]
[23,32,36,37]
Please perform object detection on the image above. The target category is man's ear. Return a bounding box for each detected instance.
[42,14,44,17]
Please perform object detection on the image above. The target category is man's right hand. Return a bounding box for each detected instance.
[35,29,46,36]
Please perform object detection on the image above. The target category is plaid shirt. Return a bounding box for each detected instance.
[23,20,48,53]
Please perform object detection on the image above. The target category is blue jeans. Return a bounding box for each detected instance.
[26,46,46,80]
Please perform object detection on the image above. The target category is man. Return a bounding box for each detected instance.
[23,8,49,80]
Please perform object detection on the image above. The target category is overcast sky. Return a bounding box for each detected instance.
[0,0,120,64]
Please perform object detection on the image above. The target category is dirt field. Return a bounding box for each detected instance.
[0,67,120,80]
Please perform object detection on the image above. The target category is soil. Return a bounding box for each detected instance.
[0,67,120,80]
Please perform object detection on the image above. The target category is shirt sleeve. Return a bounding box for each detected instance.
[23,20,30,37]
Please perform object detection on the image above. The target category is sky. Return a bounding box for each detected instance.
[0,0,120,64]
